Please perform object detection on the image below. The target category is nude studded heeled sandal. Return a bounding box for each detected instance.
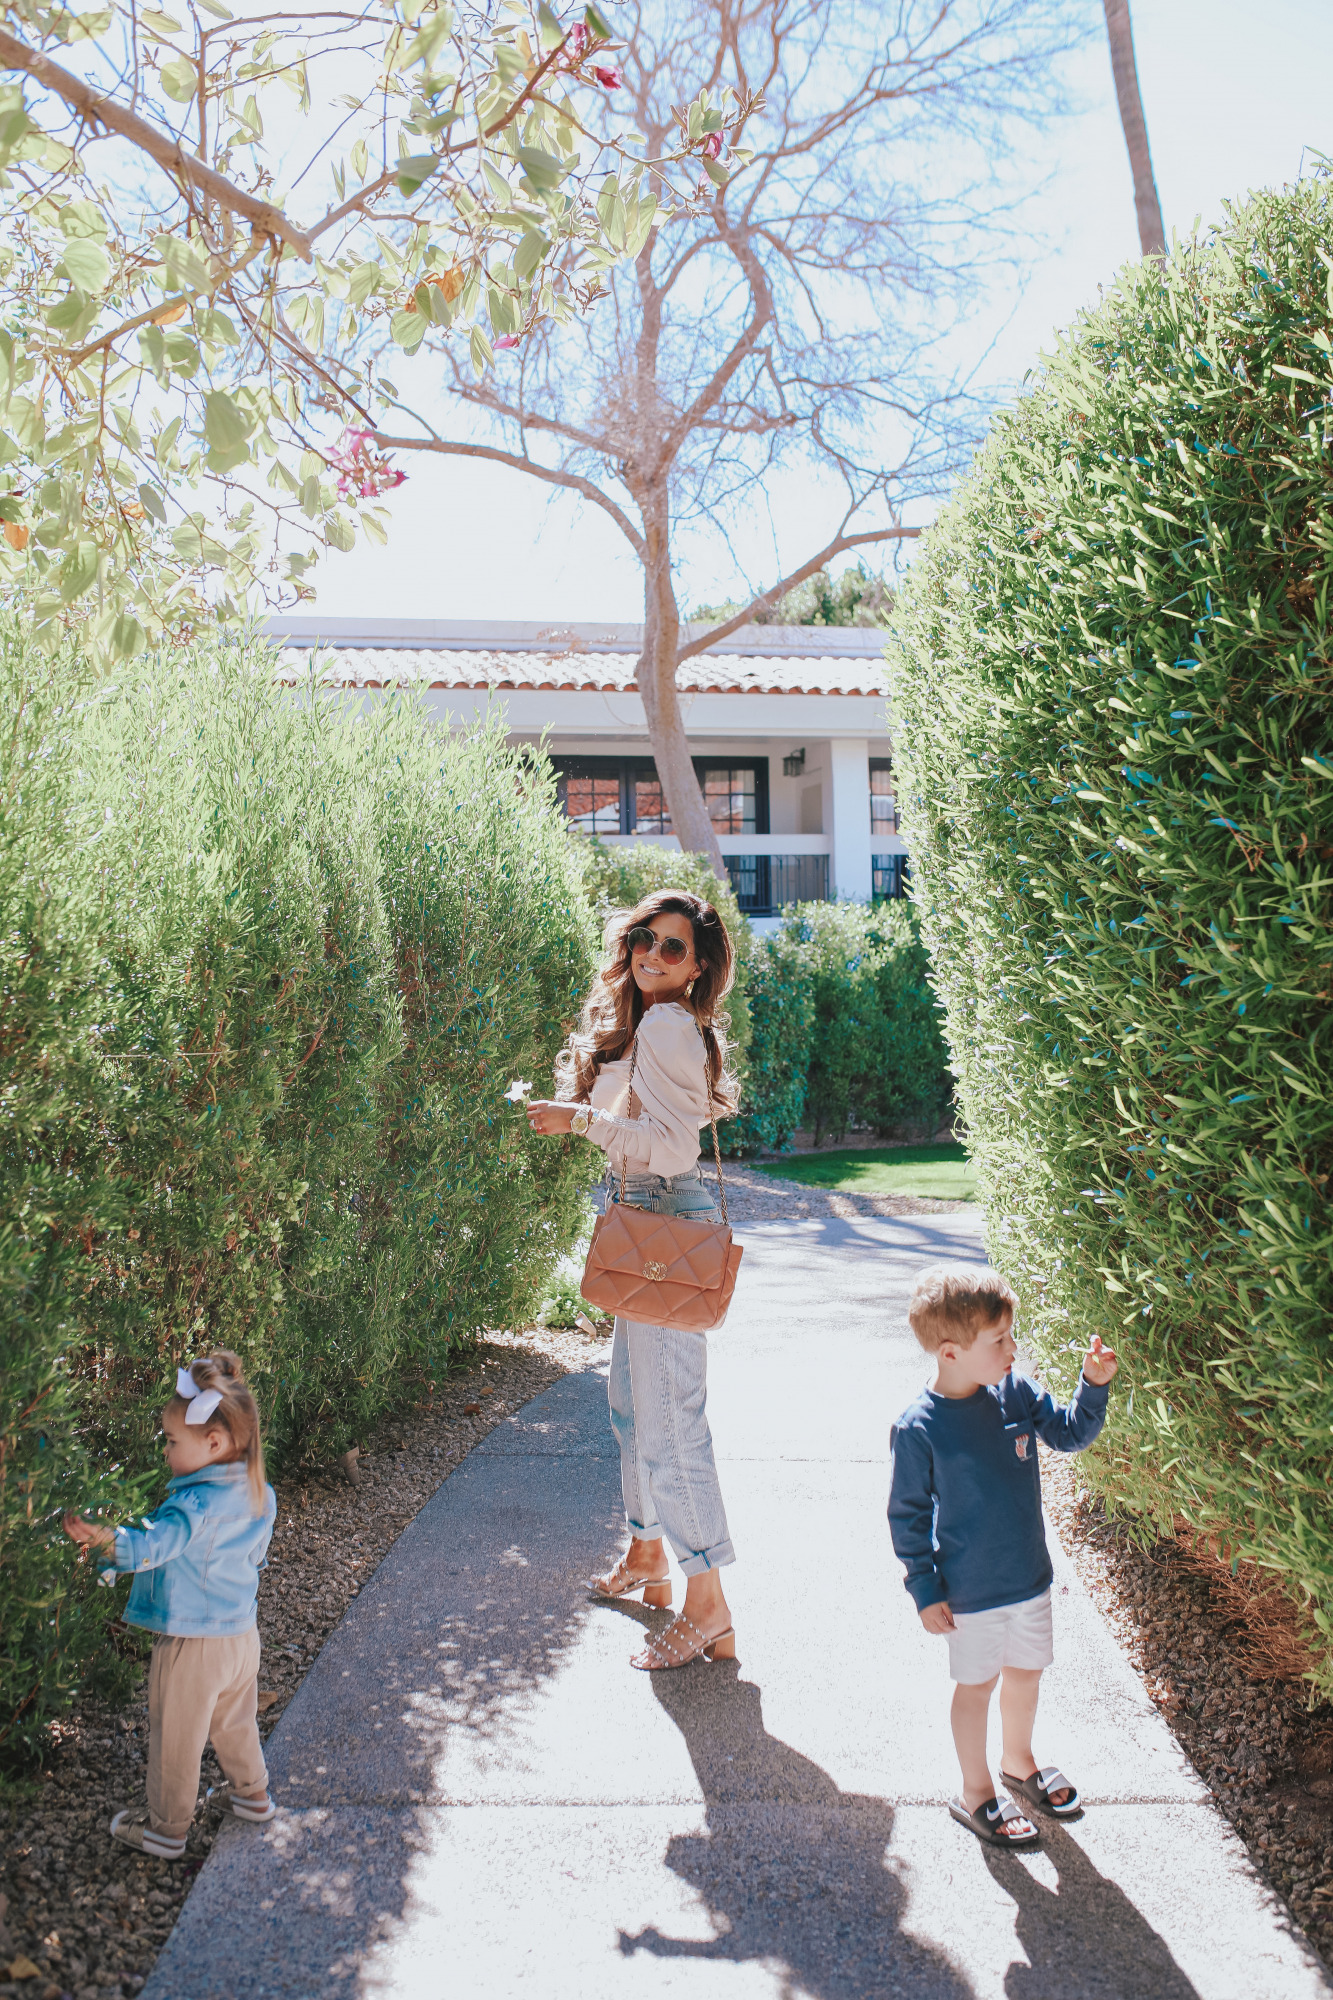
[630,1612,736,1671]
[589,1555,672,1610]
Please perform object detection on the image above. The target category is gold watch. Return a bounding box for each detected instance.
[569,1106,592,1136]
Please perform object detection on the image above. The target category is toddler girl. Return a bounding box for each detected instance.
[64,1350,278,1860]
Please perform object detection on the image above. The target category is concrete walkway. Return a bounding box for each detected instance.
[145,1212,1330,2000]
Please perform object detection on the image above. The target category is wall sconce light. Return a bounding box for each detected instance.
[782,748,806,777]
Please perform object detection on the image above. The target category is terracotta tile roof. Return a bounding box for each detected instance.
[268,621,889,698]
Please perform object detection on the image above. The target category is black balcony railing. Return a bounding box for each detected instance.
[872,853,910,901]
[725,853,830,915]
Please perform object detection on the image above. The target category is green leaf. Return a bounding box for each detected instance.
[159,54,198,102]
[58,199,107,241]
[402,7,455,71]
[347,262,381,308]
[513,230,549,281]
[537,3,563,48]
[171,518,225,562]
[137,482,167,522]
[701,156,728,188]
[155,233,211,295]
[61,237,109,292]
[140,9,183,33]
[515,146,571,192]
[470,322,493,375]
[326,509,356,552]
[58,540,99,604]
[196,308,239,346]
[584,3,611,36]
[107,612,147,658]
[396,153,440,197]
[390,307,427,352]
[194,0,234,16]
[203,391,254,453]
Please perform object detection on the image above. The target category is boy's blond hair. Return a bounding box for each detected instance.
[907,1263,1018,1353]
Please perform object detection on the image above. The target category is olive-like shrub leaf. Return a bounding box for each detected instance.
[889,173,1333,1682]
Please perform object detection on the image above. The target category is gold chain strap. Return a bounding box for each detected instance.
[615,1024,729,1226]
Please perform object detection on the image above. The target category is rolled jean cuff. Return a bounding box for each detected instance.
[627,1513,665,1542]
[677,1536,736,1578]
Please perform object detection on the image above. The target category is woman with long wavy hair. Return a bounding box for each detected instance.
[524,887,740,1670]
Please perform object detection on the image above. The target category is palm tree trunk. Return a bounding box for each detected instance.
[1103,0,1165,257]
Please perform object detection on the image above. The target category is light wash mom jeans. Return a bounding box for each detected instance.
[605,1166,736,1576]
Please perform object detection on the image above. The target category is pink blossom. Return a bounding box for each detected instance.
[592,64,621,89]
[564,23,589,59]
[327,426,407,501]
[494,334,520,350]
[702,132,722,160]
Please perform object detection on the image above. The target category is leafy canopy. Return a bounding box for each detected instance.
[0,0,747,662]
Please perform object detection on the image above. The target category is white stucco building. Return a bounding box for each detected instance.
[269,617,905,919]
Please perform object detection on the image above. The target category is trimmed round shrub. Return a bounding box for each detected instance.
[0,628,597,1764]
[889,176,1333,1677]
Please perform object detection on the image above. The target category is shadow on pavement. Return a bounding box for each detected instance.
[620,1657,973,2000]
[982,1821,1201,2000]
[143,1368,628,2000]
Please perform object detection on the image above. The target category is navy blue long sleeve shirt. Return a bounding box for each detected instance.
[888,1369,1109,1615]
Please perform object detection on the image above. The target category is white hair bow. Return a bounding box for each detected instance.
[176,1364,223,1425]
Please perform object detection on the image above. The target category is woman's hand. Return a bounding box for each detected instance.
[525,1099,576,1137]
[63,1511,115,1552]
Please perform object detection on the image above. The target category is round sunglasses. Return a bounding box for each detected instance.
[627,925,692,965]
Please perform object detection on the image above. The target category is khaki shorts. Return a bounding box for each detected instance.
[944,1588,1053,1684]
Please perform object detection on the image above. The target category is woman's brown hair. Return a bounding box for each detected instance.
[558,888,738,1114]
[167,1349,268,1515]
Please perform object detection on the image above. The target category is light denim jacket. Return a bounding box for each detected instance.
[108,1463,277,1638]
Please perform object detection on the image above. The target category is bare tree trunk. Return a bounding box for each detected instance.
[1103,0,1165,257]
[636,496,726,879]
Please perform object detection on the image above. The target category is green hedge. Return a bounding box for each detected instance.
[777,902,953,1144]
[723,927,815,1154]
[888,176,1333,1678]
[1,628,597,1765]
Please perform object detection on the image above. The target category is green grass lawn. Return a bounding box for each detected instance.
[750,1142,977,1200]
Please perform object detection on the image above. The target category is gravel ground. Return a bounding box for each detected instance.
[1043,1447,1333,1966]
[0,1325,601,2000]
[5,1223,1330,1993]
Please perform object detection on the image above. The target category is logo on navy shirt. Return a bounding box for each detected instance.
[1014,1431,1031,1460]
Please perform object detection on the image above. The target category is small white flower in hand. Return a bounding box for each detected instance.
[503,1079,533,1104]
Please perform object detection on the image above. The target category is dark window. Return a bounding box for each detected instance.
[632,764,673,835]
[552,757,769,838]
[552,757,627,835]
[872,853,910,900]
[725,855,770,912]
[695,760,769,835]
[870,757,897,837]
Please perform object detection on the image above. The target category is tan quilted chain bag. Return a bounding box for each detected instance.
[579,1031,743,1333]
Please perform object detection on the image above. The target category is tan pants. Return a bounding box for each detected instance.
[147,1629,268,1840]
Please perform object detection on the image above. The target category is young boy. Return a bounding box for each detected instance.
[888,1263,1117,1848]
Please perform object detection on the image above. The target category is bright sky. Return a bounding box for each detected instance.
[308,0,1333,626]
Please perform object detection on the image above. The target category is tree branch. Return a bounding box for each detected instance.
[674,523,919,663]
[368,432,647,557]
[0,25,314,261]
